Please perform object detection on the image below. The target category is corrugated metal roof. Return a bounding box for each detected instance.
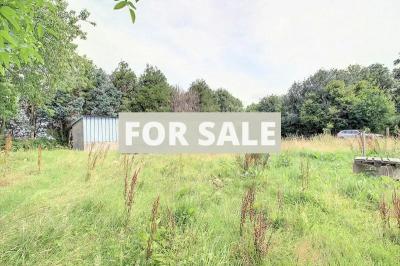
[70,115,118,128]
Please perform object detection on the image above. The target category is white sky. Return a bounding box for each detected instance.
[67,0,400,105]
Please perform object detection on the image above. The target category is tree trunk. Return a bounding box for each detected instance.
[0,117,5,137]
[29,104,37,139]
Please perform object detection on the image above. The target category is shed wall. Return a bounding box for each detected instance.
[71,119,84,150]
[82,117,118,146]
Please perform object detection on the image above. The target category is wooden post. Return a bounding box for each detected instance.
[38,144,42,172]
[361,131,366,157]
[385,127,389,157]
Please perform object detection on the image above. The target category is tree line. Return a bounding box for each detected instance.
[249,64,400,136]
[1,0,400,143]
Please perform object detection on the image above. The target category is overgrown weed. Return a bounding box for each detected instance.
[146,196,160,260]
[86,143,110,180]
[299,158,310,192]
[124,166,140,225]
[234,187,273,264]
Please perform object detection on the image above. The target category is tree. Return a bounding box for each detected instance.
[298,80,352,135]
[214,89,243,112]
[49,90,84,143]
[131,65,172,112]
[0,0,48,75]
[393,54,400,113]
[3,1,91,137]
[250,95,283,112]
[83,69,122,116]
[364,64,395,93]
[323,80,353,131]
[281,63,399,135]
[0,80,17,132]
[350,81,395,132]
[188,79,218,112]
[171,86,200,112]
[299,95,328,134]
[111,61,137,112]
[245,103,259,112]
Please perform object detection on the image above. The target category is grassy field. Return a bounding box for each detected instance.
[1,136,400,265]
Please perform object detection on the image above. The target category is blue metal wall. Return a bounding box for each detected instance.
[82,117,118,144]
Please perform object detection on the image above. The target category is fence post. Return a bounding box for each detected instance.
[361,131,366,157]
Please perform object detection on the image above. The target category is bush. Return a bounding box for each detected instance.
[275,152,292,168]
[0,136,64,151]
[174,204,196,228]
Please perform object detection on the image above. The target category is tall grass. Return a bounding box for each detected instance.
[392,189,400,229]
[146,195,160,260]
[379,195,390,234]
[86,143,109,180]
[1,135,12,177]
[4,134,12,156]
[124,167,140,223]
[240,187,256,235]
[1,136,400,265]
[235,188,273,264]
[299,158,310,192]
[37,144,42,172]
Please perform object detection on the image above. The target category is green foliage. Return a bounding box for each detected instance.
[111,61,137,112]
[0,0,92,136]
[214,88,243,112]
[131,65,172,112]
[247,95,283,112]
[1,0,400,141]
[0,0,48,74]
[0,80,17,125]
[0,137,62,151]
[299,80,352,134]
[392,54,400,113]
[300,96,328,133]
[83,69,122,116]
[48,90,84,143]
[189,79,219,112]
[279,65,399,136]
[260,63,399,136]
[174,203,196,228]
[1,144,400,264]
[351,81,396,132]
[113,0,139,23]
[274,152,292,168]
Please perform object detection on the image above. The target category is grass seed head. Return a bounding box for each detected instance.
[392,189,400,229]
[146,195,160,260]
[379,194,390,231]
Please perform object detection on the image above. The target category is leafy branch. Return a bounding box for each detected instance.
[113,0,140,24]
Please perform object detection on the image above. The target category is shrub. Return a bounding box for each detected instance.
[275,152,291,168]
[299,158,310,192]
[237,153,270,172]
[123,159,140,224]
[86,143,110,180]
[379,195,390,234]
[392,189,400,229]
[0,137,63,151]
[174,204,196,228]
[234,188,273,264]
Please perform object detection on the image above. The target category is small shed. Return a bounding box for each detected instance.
[71,116,118,150]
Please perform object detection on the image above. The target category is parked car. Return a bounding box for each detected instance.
[337,130,361,138]
[337,130,383,139]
